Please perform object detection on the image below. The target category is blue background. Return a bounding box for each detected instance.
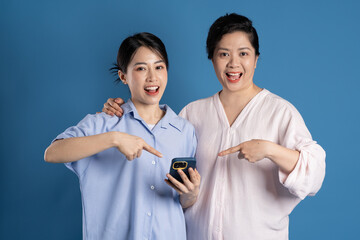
[1,0,359,239]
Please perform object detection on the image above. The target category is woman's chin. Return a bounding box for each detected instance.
[133,96,162,107]
[221,80,254,93]
[222,84,243,93]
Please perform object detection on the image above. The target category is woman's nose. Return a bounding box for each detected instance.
[146,68,156,82]
[227,56,240,68]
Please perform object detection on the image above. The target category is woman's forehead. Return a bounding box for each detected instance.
[130,47,164,63]
[216,32,253,49]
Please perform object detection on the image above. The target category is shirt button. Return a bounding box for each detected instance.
[150,185,155,190]
[147,212,151,216]
[152,160,156,165]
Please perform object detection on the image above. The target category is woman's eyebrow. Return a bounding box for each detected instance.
[133,60,164,66]
[238,47,251,51]
[217,47,252,51]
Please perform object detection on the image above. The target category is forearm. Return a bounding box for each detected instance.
[44,132,118,163]
[266,141,300,174]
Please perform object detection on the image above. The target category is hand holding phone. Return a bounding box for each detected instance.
[169,157,196,183]
[166,157,200,208]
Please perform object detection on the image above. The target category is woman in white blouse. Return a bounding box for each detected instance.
[102,13,326,240]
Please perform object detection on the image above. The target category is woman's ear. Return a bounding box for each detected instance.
[254,55,259,69]
[118,70,127,84]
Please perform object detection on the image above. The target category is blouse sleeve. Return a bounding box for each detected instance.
[277,104,326,200]
[178,106,188,120]
[52,114,100,177]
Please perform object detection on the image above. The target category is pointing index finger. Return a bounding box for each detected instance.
[143,143,163,158]
[218,145,241,156]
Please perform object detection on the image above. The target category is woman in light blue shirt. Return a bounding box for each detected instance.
[44,32,200,240]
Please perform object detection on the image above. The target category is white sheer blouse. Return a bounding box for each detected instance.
[179,89,326,240]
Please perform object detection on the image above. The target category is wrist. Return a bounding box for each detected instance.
[264,140,277,160]
[180,195,198,209]
[108,131,122,148]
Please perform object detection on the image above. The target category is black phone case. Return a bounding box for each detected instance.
[169,157,196,183]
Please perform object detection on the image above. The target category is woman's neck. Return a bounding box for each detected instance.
[132,100,165,125]
[219,84,262,127]
[219,84,262,108]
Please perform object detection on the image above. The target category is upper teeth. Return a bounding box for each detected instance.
[145,86,158,90]
[228,73,240,76]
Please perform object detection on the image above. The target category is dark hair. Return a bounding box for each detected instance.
[206,13,260,59]
[110,32,169,82]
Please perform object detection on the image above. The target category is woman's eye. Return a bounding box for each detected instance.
[220,52,229,57]
[136,67,145,71]
[156,65,164,70]
[240,52,248,56]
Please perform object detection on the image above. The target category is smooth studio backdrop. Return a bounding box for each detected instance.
[1,0,359,239]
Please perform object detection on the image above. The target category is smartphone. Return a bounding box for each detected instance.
[169,157,196,183]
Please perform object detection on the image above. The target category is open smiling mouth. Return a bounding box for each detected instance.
[144,86,160,95]
[226,72,243,83]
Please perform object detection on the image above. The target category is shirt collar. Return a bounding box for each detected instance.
[122,99,183,132]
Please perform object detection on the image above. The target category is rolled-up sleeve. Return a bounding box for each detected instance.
[278,105,326,200]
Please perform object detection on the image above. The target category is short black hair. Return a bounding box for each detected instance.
[110,32,169,82]
[206,13,260,59]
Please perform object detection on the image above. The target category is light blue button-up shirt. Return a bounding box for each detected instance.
[54,100,197,240]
